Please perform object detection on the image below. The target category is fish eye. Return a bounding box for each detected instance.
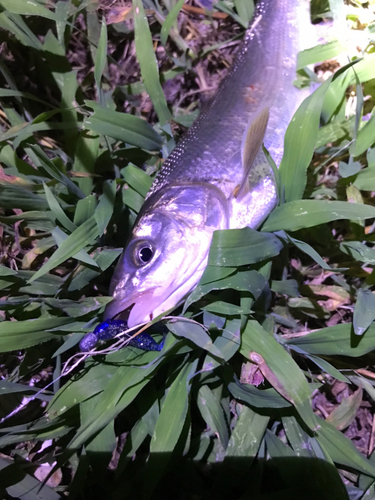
[134,242,154,266]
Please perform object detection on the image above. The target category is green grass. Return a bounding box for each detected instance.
[0,0,375,499]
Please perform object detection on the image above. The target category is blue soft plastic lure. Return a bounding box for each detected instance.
[79,319,164,353]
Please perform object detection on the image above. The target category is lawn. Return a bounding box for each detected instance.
[0,0,375,499]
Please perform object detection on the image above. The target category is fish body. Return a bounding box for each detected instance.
[105,0,313,328]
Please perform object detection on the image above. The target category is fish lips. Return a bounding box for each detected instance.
[104,289,158,327]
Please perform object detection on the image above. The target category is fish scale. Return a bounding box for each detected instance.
[104,0,315,330]
[148,0,310,206]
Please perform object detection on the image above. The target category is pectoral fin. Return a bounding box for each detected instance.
[234,107,269,200]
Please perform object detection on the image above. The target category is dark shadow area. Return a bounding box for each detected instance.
[58,451,353,500]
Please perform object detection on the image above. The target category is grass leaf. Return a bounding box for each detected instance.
[0,0,56,20]
[0,317,73,352]
[160,0,185,47]
[84,101,163,151]
[284,323,375,357]
[241,321,316,430]
[263,200,375,232]
[94,17,108,95]
[279,77,333,202]
[28,216,100,282]
[133,0,172,125]
[353,288,375,336]
[208,228,283,266]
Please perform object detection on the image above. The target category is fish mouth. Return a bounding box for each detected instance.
[104,283,189,328]
[104,289,159,327]
[108,303,134,322]
[105,260,208,328]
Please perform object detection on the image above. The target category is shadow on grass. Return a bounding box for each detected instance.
[75,451,352,500]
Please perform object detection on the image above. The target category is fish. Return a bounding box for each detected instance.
[104,0,314,329]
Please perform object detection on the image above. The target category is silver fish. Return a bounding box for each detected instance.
[105,0,313,327]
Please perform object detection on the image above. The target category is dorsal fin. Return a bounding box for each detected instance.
[234,107,269,200]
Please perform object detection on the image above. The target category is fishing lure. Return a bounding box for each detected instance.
[79,319,165,352]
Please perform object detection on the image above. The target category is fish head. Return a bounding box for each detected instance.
[105,182,229,327]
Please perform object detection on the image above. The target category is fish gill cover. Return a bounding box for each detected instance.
[0,0,375,499]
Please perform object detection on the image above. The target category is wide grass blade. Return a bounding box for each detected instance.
[72,131,100,196]
[84,101,163,151]
[55,0,70,46]
[52,226,99,267]
[279,233,345,271]
[322,54,375,121]
[234,0,254,26]
[167,321,223,358]
[228,379,291,409]
[94,180,116,235]
[133,0,172,125]
[353,288,375,336]
[198,385,229,449]
[44,182,77,233]
[0,0,56,20]
[94,17,108,89]
[317,418,375,477]
[48,360,123,418]
[81,397,116,467]
[0,88,52,106]
[30,145,85,200]
[0,185,49,211]
[184,269,267,311]
[28,216,100,283]
[68,348,167,449]
[208,228,283,266]
[284,323,375,357]
[0,456,61,500]
[225,405,267,458]
[151,360,194,453]
[0,317,74,352]
[353,112,375,157]
[297,40,344,70]
[0,12,41,49]
[304,354,350,383]
[326,386,362,431]
[262,200,375,232]
[160,0,185,47]
[279,77,333,202]
[121,164,152,197]
[241,320,316,430]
